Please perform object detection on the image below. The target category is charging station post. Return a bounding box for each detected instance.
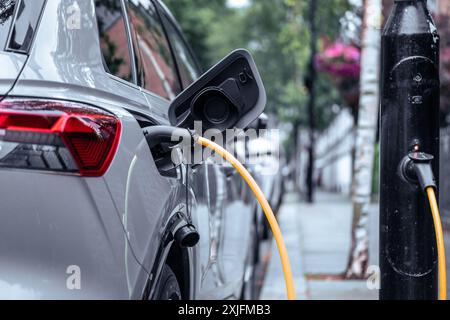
[380,0,440,300]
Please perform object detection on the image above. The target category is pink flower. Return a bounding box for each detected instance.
[316,42,361,79]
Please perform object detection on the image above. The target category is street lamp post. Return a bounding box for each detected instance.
[305,0,317,204]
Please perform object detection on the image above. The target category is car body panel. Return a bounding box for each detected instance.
[0,0,255,300]
[0,52,26,95]
[0,170,132,299]
[5,0,181,299]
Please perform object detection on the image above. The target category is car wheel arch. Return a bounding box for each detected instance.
[142,204,194,300]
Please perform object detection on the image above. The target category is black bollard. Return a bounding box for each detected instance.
[380,0,440,300]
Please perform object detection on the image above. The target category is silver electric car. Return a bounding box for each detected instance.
[0,0,261,299]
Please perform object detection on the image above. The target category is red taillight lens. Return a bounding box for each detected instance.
[0,99,121,176]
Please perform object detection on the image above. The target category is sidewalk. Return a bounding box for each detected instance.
[260,190,378,300]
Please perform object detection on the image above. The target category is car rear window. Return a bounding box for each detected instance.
[0,0,17,50]
[160,12,200,89]
[127,0,181,100]
[95,0,134,82]
[7,0,46,53]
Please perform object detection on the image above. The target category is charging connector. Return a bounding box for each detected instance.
[400,151,446,300]
[401,152,437,191]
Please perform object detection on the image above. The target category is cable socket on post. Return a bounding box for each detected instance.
[402,152,447,300]
[401,152,437,192]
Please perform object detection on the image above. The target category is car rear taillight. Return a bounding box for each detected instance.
[0,99,121,177]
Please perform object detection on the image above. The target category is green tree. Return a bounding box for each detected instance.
[164,0,351,135]
[164,0,231,69]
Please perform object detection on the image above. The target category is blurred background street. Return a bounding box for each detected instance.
[258,186,450,300]
[164,0,450,300]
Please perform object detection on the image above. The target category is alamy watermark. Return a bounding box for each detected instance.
[366,265,380,290]
[66,265,81,290]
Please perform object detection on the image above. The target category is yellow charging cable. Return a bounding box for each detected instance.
[426,187,447,300]
[195,137,446,301]
[196,136,296,300]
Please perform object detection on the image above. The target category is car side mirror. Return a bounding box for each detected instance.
[169,49,266,133]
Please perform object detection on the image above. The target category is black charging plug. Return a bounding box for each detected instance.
[401,152,437,192]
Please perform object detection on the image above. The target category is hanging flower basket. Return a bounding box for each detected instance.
[316,42,361,107]
[316,42,361,78]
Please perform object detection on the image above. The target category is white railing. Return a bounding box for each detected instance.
[316,108,355,194]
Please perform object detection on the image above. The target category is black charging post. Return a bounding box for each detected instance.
[380,0,440,300]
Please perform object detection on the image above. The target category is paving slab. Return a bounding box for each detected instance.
[261,190,379,300]
[308,280,377,300]
[260,193,308,300]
